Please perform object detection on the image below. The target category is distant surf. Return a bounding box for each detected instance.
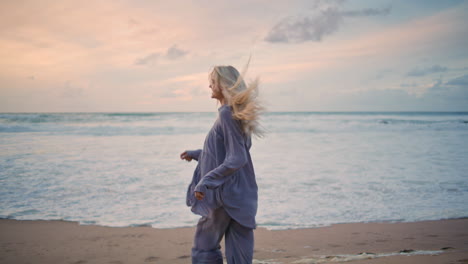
[1,111,467,229]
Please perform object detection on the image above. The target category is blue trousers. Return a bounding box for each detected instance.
[191,206,254,264]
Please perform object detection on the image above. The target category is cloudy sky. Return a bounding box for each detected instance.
[1,0,467,112]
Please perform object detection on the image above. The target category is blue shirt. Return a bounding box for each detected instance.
[186,104,258,229]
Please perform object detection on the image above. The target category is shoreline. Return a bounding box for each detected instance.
[1,218,467,264]
[2,216,467,230]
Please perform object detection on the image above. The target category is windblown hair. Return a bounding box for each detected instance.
[210,63,264,138]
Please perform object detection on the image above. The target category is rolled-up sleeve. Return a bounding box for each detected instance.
[186,149,202,161]
[195,108,247,192]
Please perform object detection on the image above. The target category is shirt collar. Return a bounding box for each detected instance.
[218,104,229,111]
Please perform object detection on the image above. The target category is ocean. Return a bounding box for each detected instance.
[1,112,467,230]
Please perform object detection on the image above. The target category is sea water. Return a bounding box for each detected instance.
[1,112,467,229]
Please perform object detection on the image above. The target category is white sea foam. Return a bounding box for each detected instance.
[291,250,444,263]
[249,250,444,264]
[1,112,467,229]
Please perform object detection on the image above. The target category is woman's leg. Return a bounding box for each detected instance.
[224,220,254,264]
[192,207,231,264]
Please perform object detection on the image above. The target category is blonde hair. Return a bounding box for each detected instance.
[210,62,264,138]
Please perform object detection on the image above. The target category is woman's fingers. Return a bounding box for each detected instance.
[180,151,192,161]
[195,191,204,200]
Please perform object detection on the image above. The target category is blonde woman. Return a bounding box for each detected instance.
[180,64,263,264]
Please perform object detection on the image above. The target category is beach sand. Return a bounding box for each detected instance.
[1,218,467,264]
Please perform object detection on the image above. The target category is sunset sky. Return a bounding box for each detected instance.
[1,0,467,112]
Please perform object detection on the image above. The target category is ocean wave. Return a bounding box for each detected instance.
[377,118,468,125]
[0,112,216,124]
[0,125,36,133]
[105,113,161,117]
[0,123,208,135]
[2,118,466,136]
[0,113,99,123]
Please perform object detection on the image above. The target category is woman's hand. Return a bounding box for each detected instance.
[180,151,193,162]
[195,191,205,201]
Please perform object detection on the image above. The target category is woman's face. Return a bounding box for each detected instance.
[209,75,224,101]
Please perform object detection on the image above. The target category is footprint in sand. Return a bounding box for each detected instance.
[271,249,286,253]
[375,239,388,243]
[72,260,87,264]
[327,244,342,248]
[145,256,159,262]
[178,255,190,259]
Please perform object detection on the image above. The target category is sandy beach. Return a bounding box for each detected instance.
[1,218,467,264]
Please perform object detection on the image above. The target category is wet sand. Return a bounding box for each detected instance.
[1,218,467,264]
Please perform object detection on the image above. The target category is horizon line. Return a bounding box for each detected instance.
[1,111,468,114]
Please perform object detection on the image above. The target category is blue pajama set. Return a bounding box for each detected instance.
[186,104,258,264]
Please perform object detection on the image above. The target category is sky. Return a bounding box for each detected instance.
[1,0,467,112]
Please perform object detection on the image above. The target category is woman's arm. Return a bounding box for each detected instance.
[195,108,247,193]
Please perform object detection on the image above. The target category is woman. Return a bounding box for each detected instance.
[180,64,263,264]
